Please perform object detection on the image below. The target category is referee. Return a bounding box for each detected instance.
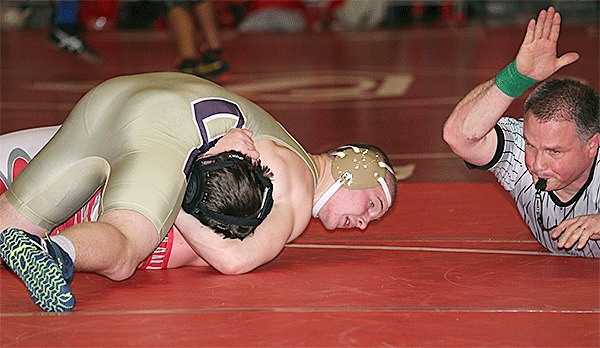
[444,7,599,257]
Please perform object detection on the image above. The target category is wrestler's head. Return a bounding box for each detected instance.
[313,144,397,230]
[182,150,273,240]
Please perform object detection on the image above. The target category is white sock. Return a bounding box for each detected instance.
[50,235,77,262]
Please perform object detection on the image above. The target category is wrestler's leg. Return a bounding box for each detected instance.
[0,126,60,236]
[0,195,47,236]
[0,127,182,272]
[58,209,159,280]
[0,209,158,312]
[58,135,186,278]
[0,127,205,273]
[0,123,110,311]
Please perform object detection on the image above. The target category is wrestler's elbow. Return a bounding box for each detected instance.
[214,249,276,275]
[211,254,256,275]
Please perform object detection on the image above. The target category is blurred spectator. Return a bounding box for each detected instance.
[234,0,392,32]
[165,1,229,81]
[47,0,102,63]
[238,0,310,32]
[117,0,166,30]
[0,4,31,30]
[326,0,389,30]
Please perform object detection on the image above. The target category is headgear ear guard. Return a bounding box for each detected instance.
[182,152,274,228]
[312,145,394,217]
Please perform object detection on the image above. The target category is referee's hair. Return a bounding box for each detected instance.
[525,78,599,141]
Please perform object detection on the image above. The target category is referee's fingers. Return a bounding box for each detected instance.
[576,229,594,249]
[556,52,580,70]
[559,225,585,249]
[557,229,574,248]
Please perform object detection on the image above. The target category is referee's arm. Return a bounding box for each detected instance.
[443,78,512,166]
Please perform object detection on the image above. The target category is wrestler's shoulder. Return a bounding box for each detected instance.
[255,140,314,191]
[255,140,305,166]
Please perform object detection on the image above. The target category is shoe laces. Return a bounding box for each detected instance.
[43,234,74,283]
[26,233,49,254]
[53,29,85,53]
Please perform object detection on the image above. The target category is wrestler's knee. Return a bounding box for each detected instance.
[104,241,157,281]
[103,243,146,281]
[97,210,160,281]
[105,261,138,281]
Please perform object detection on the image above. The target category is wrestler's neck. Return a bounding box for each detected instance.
[310,153,336,199]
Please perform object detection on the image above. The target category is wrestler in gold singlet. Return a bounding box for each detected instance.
[6,72,317,239]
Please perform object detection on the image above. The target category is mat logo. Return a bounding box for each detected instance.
[0,148,30,194]
[229,72,413,103]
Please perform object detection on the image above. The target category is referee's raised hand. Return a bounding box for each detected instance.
[515,6,579,81]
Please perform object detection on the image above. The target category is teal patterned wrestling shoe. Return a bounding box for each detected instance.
[0,228,75,312]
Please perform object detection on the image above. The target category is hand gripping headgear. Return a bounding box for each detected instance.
[312,145,394,217]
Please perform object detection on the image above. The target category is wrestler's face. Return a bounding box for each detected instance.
[524,113,598,194]
[317,186,390,230]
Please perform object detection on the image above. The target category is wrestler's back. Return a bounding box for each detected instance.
[66,73,208,150]
[77,72,316,182]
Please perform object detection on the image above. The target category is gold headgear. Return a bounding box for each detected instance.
[312,146,394,217]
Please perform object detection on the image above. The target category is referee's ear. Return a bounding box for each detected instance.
[586,133,600,158]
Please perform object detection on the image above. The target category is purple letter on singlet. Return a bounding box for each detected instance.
[183,98,246,176]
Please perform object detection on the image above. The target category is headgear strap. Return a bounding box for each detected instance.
[312,146,394,217]
[182,152,274,227]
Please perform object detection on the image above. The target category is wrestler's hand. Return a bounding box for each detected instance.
[515,6,579,81]
[208,129,259,161]
[552,214,600,250]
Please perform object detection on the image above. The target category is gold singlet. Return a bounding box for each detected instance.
[7,72,317,239]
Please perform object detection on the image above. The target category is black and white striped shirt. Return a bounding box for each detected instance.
[470,117,600,258]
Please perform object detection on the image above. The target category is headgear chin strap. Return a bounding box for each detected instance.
[312,145,394,218]
[182,152,274,227]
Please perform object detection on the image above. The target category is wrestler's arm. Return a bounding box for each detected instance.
[174,202,295,274]
[174,140,303,274]
[443,7,579,166]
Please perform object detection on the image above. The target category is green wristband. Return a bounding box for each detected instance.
[495,61,538,98]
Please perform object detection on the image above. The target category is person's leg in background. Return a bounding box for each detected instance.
[166,0,229,81]
[194,1,225,62]
[48,0,102,63]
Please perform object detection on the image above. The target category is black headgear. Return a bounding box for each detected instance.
[182,152,274,228]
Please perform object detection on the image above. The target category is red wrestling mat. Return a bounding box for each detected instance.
[1,20,598,346]
[300,182,544,252]
[2,183,598,347]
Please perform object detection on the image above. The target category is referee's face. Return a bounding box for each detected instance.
[524,114,598,194]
